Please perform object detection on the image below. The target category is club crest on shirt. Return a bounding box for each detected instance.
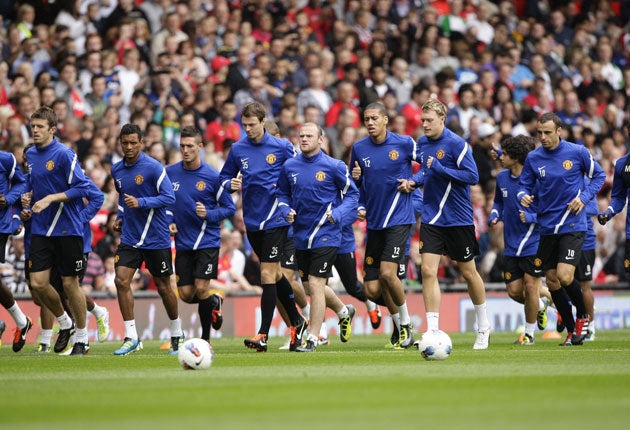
[46,160,54,171]
[563,160,573,170]
[134,174,144,185]
[388,150,399,160]
[266,154,277,164]
[315,171,326,181]
[196,181,206,191]
[436,149,445,159]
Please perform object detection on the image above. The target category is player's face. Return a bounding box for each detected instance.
[120,133,143,163]
[499,151,515,168]
[363,109,388,142]
[30,118,55,147]
[179,136,201,165]
[421,109,445,140]
[537,120,561,150]
[241,115,265,142]
[298,124,321,157]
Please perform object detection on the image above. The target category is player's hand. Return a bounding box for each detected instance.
[13,224,23,235]
[598,212,611,225]
[519,210,527,223]
[21,192,32,209]
[169,223,178,235]
[0,194,6,209]
[397,178,415,193]
[326,210,335,223]
[488,217,499,227]
[113,219,123,232]
[230,172,242,192]
[351,161,361,180]
[32,196,52,213]
[567,196,584,215]
[520,194,534,208]
[124,193,139,208]
[195,202,207,219]
[20,209,31,221]
[357,209,366,221]
[286,208,296,223]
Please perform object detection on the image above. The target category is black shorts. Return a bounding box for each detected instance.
[419,224,479,262]
[575,249,595,282]
[175,248,219,286]
[281,235,298,270]
[503,255,543,283]
[0,234,8,263]
[537,232,584,271]
[115,243,173,277]
[364,225,410,282]
[247,226,288,263]
[29,235,84,276]
[296,247,338,282]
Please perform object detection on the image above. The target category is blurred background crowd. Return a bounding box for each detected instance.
[0,0,629,296]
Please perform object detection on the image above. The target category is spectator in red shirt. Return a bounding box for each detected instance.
[204,101,242,153]
[324,80,360,128]
[399,84,430,138]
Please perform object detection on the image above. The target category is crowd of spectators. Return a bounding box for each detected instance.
[1,0,630,294]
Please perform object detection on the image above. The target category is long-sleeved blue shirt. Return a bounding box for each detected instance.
[81,178,105,253]
[489,170,539,257]
[417,127,479,227]
[112,152,175,249]
[277,150,358,250]
[601,153,630,237]
[350,131,417,230]
[166,161,236,251]
[26,139,92,237]
[518,140,605,236]
[0,151,26,235]
[220,132,295,232]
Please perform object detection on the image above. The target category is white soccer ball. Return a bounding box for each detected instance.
[178,338,214,370]
[418,330,452,361]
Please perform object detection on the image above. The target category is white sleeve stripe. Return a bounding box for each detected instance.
[156,168,166,193]
[68,154,78,184]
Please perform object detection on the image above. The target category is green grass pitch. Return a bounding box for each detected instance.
[1,330,629,430]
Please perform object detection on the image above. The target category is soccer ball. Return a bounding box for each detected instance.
[418,330,452,361]
[178,338,214,370]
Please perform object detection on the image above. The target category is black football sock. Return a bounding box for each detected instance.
[198,297,213,341]
[259,284,277,335]
[276,275,302,326]
[551,288,575,333]
[565,279,588,319]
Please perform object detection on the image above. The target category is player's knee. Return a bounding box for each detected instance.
[556,271,574,287]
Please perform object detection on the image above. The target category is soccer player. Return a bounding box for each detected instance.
[488,135,550,345]
[519,112,605,346]
[111,123,183,356]
[26,106,93,355]
[0,148,32,352]
[413,98,491,350]
[350,102,417,349]
[166,126,236,343]
[220,102,306,352]
[277,122,359,352]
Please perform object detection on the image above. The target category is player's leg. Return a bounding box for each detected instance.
[0,282,32,352]
[335,252,380,329]
[146,248,182,355]
[113,244,144,355]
